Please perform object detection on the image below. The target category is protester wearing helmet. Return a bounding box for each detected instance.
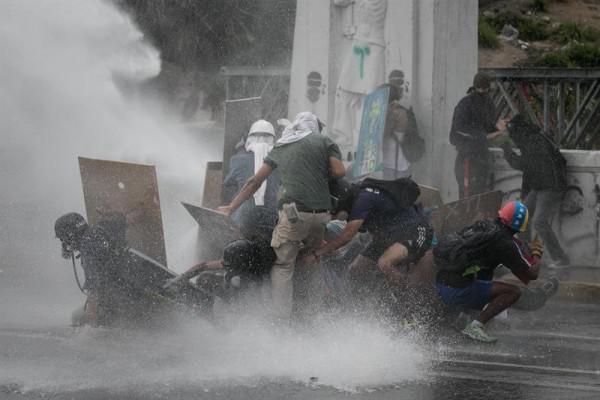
[434,201,542,343]
[54,212,142,326]
[218,112,346,321]
[222,119,280,241]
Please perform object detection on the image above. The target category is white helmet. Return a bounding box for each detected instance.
[248,119,275,137]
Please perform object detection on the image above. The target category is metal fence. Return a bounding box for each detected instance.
[481,68,600,149]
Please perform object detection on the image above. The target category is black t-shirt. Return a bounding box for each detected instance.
[348,188,421,236]
[437,221,532,288]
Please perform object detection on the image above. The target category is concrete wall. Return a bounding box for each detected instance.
[414,0,478,199]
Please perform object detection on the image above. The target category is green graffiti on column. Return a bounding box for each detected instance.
[353,45,371,79]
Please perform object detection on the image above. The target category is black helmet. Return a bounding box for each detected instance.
[55,212,88,244]
[329,178,358,214]
[222,239,256,274]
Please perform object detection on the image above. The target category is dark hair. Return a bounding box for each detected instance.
[473,72,492,90]
[378,83,401,103]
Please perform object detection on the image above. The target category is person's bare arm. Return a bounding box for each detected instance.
[329,156,346,178]
[316,219,363,257]
[217,163,273,216]
[486,118,509,140]
[164,260,223,288]
[525,263,540,280]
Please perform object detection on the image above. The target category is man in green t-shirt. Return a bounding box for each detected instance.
[219,112,345,321]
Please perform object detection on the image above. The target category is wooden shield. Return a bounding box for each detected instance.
[78,157,167,265]
[439,190,504,235]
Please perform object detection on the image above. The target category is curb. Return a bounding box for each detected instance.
[501,278,600,304]
[557,281,600,304]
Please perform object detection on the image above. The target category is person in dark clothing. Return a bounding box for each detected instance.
[450,73,508,198]
[55,212,145,326]
[503,114,570,268]
[309,177,434,295]
[435,201,541,343]
[222,119,280,241]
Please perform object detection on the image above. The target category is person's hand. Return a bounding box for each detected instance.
[530,234,544,259]
[496,118,509,132]
[302,251,320,265]
[216,205,233,216]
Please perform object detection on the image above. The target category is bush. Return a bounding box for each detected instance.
[484,11,549,42]
[518,19,550,41]
[532,43,600,68]
[479,20,499,48]
[484,11,523,31]
[531,0,547,12]
[533,51,574,67]
[553,22,600,44]
[568,43,600,67]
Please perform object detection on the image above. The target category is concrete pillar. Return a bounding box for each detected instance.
[289,0,478,201]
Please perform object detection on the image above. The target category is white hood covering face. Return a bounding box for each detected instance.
[278,111,320,145]
[245,133,274,206]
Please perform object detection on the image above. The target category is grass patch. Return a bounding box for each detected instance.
[553,22,600,44]
[532,43,600,68]
[519,19,550,41]
[483,11,550,42]
[479,20,499,48]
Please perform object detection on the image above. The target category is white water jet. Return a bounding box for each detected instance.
[0,0,429,393]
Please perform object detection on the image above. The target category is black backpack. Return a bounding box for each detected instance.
[402,106,425,163]
[433,219,500,273]
[361,176,421,209]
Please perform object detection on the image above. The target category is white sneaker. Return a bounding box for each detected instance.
[462,322,498,343]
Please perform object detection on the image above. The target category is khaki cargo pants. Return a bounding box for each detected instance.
[270,209,330,320]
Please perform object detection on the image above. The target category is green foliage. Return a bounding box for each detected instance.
[483,11,550,42]
[553,22,600,44]
[531,0,547,12]
[532,43,600,68]
[533,51,574,67]
[518,19,550,41]
[482,11,523,31]
[567,42,600,67]
[116,0,297,71]
[479,20,499,48]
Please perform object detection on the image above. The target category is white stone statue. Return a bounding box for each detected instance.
[331,0,388,159]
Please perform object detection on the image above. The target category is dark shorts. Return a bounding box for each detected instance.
[436,280,493,311]
[362,223,434,264]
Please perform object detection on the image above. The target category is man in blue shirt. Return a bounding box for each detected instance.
[309,177,433,297]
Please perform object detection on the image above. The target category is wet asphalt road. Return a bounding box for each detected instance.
[1,301,599,400]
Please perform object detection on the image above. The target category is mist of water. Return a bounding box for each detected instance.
[0,0,217,326]
[0,0,430,392]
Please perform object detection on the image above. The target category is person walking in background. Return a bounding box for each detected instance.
[450,73,508,198]
[503,115,570,269]
[218,112,345,322]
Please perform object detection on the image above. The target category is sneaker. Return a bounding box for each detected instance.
[451,312,471,332]
[461,323,498,343]
[541,276,560,298]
